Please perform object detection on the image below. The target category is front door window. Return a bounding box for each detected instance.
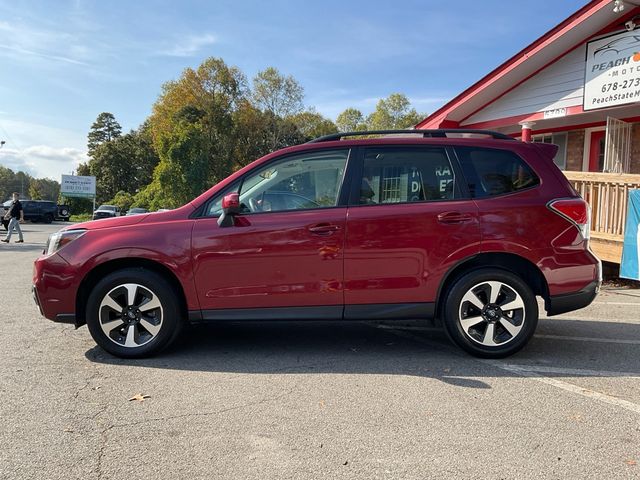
[239,149,348,213]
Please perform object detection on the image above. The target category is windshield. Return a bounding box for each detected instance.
[97,205,116,211]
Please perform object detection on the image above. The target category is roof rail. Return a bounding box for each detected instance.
[307,129,515,143]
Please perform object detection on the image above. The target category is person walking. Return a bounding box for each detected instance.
[2,192,24,243]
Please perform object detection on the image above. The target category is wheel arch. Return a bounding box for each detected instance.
[435,252,549,320]
[75,258,188,327]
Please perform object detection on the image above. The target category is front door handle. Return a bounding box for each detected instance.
[437,212,473,224]
[308,223,342,235]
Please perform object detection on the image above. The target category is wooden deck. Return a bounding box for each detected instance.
[563,171,640,263]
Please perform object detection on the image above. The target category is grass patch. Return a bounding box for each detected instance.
[69,213,92,222]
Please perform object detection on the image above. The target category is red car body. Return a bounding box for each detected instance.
[33,134,601,357]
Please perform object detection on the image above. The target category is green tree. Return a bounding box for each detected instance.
[137,58,334,209]
[336,108,366,132]
[0,165,15,201]
[110,190,135,212]
[62,196,93,216]
[252,67,304,148]
[252,67,304,118]
[83,124,159,203]
[290,110,338,141]
[230,100,275,169]
[28,178,59,201]
[140,58,251,208]
[366,93,423,130]
[87,112,122,156]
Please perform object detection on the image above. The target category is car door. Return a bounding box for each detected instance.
[343,145,481,319]
[191,148,351,319]
[23,201,37,221]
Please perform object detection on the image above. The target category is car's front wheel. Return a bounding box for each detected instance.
[86,268,182,358]
[442,268,538,358]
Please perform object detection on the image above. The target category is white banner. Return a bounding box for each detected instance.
[584,30,640,111]
[61,174,96,198]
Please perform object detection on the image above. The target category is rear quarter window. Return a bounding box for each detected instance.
[456,147,539,198]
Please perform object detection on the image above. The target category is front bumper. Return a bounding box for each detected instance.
[32,252,79,323]
[546,280,600,316]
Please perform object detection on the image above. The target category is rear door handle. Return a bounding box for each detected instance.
[308,223,342,235]
[437,212,473,224]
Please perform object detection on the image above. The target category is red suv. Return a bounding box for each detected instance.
[33,130,601,359]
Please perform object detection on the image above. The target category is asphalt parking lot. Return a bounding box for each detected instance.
[1,223,640,479]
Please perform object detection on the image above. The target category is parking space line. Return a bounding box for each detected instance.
[488,363,640,378]
[592,301,640,306]
[380,325,640,416]
[488,362,640,416]
[378,325,640,346]
[535,334,640,345]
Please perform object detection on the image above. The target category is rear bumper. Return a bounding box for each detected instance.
[546,280,600,316]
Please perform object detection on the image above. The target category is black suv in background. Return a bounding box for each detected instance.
[2,200,70,227]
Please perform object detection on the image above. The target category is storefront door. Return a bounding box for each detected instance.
[588,130,605,172]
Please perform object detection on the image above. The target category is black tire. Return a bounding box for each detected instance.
[442,268,538,358]
[43,213,53,224]
[86,268,183,358]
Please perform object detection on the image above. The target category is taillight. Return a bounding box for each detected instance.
[548,198,590,240]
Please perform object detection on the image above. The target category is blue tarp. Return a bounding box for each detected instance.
[620,190,640,280]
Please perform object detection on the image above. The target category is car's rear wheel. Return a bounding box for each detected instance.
[442,268,538,358]
[86,268,182,358]
[43,213,53,224]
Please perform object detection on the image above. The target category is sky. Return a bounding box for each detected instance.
[0,0,588,180]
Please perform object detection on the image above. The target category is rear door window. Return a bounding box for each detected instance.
[455,147,539,198]
[356,147,456,205]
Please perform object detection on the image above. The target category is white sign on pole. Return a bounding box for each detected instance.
[584,30,640,111]
[61,175,96,198]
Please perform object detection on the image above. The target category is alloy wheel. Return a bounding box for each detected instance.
[458,281,526,347]
[98,283,163,348]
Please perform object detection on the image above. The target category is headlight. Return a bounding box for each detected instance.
[45,229,86,256]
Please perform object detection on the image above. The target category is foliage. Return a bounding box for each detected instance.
[63,197,94,216]
[69,213,92,222]
[110,190,135,212]
[252,67,304,119]
[87,112,122,156]
[28,178,60,201]
[0,165,26,201]
[138,58,248,208]
[78,121,159,204]
[336,94,425,132]
[336,108,367,132]
[367,93,423,130]
[290,110,338,141]
[0,166,59,202]
[252,67,305,149]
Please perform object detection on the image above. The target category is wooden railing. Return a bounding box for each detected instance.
[563,171,640,239]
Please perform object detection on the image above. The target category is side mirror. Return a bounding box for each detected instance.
[217,192,241,227]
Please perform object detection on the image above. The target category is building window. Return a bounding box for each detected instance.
[532,133,567,170]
